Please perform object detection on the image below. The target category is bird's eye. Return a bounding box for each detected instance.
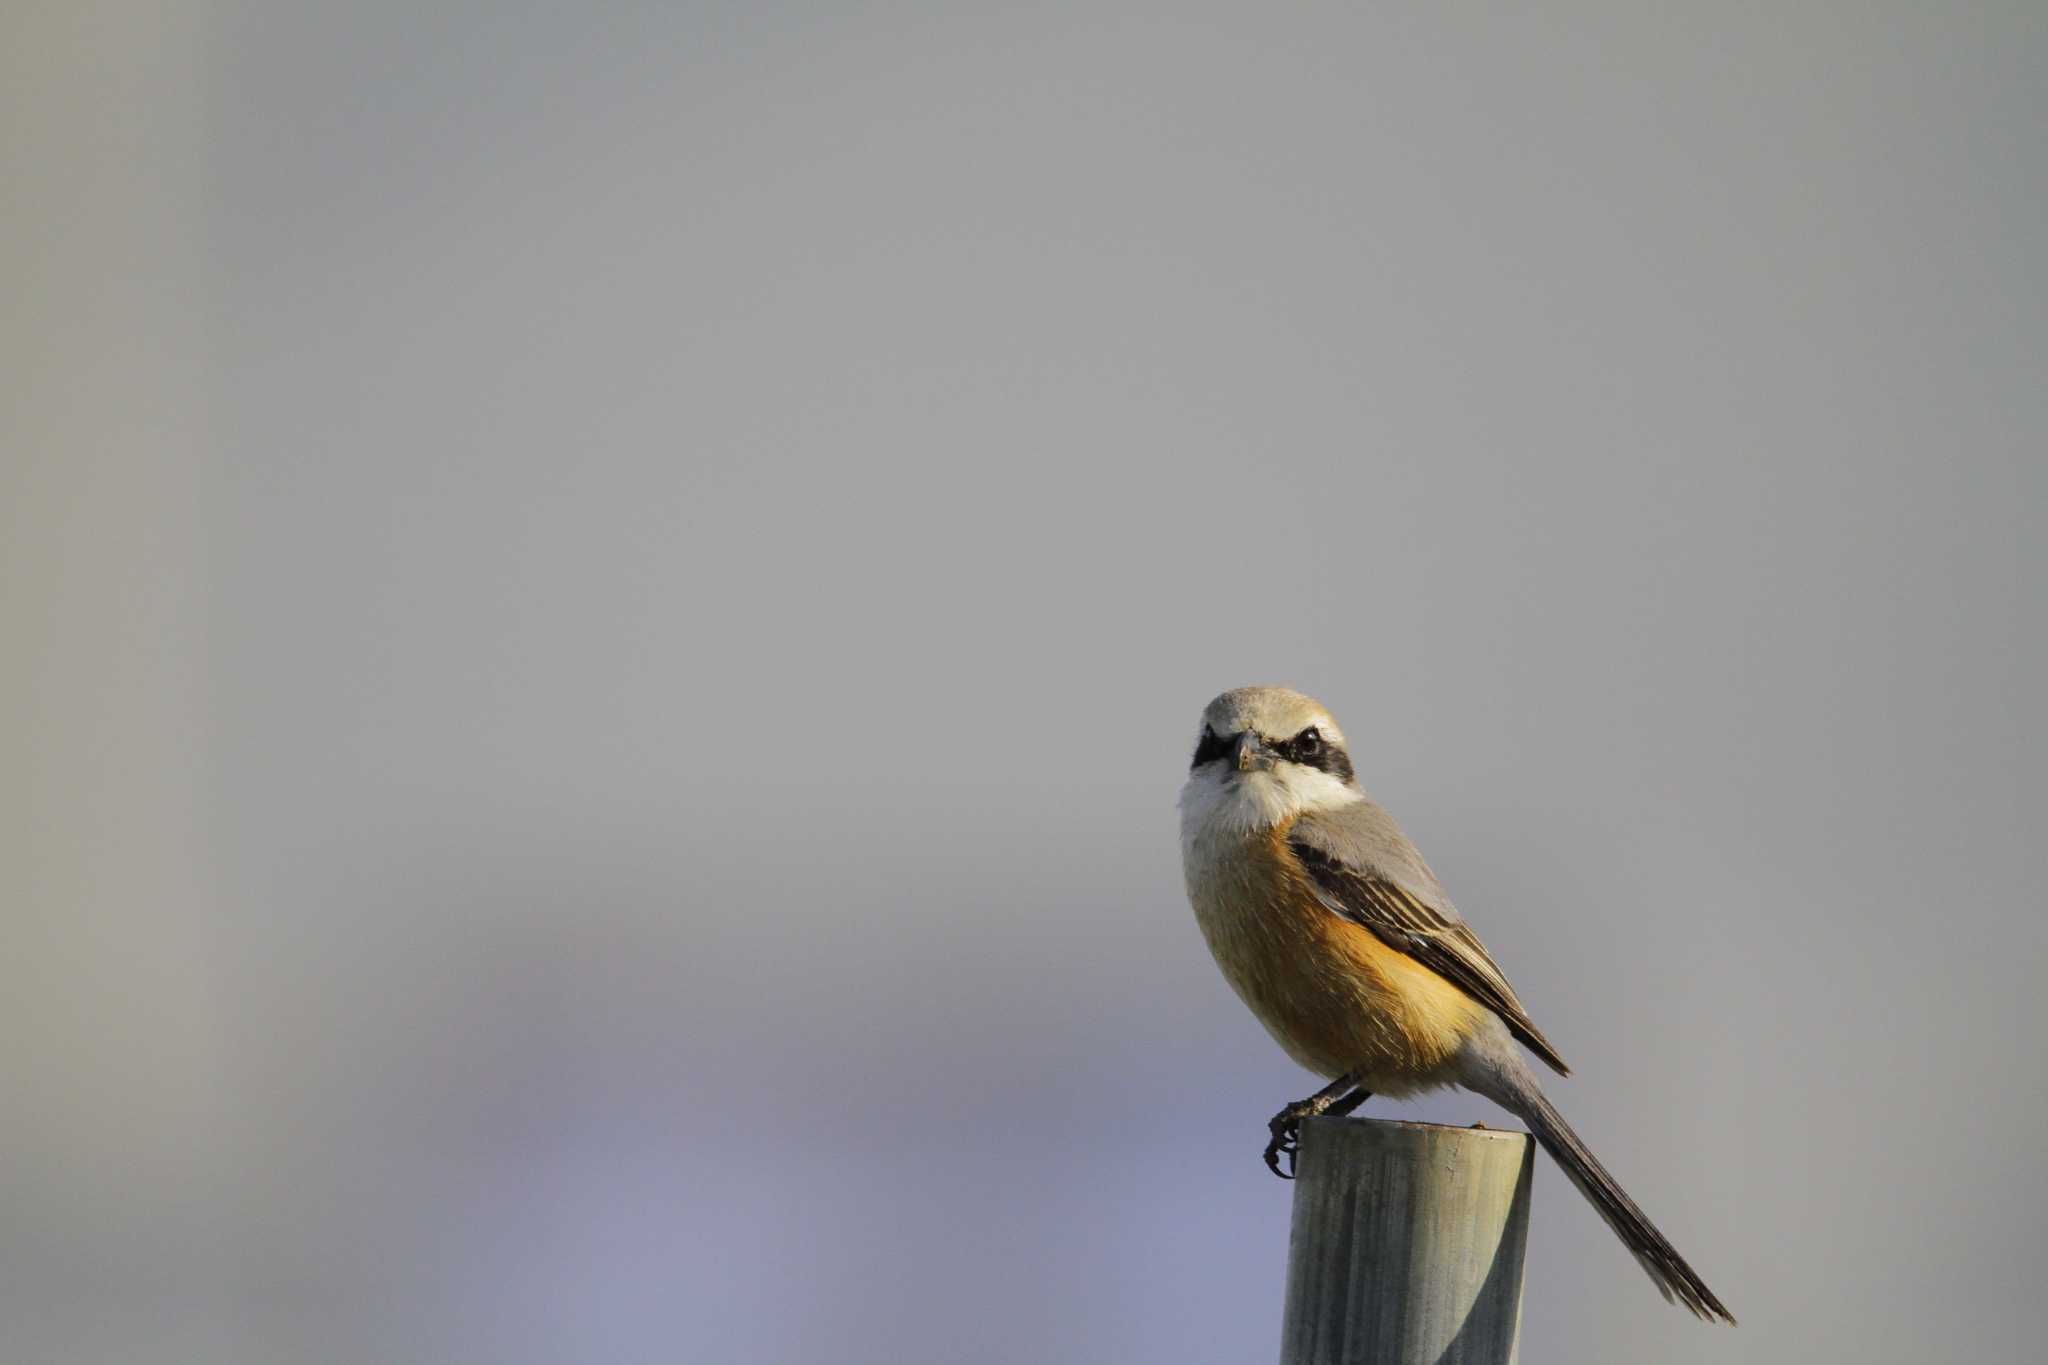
[1294,727,1321,757]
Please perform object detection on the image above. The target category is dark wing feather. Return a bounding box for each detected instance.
[1289,815,1571,1076]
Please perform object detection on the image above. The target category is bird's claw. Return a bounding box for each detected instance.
[1264,1111,1305,1179]
[1261,1078,1368,1180]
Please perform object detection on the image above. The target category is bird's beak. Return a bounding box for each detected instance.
[1234,732,1274,773]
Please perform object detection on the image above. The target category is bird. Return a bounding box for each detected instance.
[1178,685,1734,1323]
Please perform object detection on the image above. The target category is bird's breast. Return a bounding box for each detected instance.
[1182,819,1483,1089]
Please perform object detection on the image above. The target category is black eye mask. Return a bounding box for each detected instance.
[1190,726,1354,786]
[1190,727,1234,769]
[1272,727,1355,785]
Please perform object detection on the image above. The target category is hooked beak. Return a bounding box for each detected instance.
[1234,731,1275,773]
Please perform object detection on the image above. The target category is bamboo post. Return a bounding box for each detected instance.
[1280,1116,1535,1365]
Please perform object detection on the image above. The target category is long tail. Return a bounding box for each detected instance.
[1511,1082,1736,1322]
[1470,1045,1735,1323]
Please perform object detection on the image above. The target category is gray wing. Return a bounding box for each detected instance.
[1289,800,1571,1076]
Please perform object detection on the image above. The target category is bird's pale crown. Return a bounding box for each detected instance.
[1199,686,1347,750]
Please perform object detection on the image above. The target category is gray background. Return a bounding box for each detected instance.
[6,3,2043,1362]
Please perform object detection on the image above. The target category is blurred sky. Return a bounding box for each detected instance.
[5,3,2044,1363]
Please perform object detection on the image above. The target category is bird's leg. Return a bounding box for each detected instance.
[1322,1087,1371,1120]
[1264,1073,1370,1179]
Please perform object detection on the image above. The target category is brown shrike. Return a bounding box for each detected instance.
[1179,686,1734,1322]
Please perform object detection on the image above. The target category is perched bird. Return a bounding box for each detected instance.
[1179,685,1734,1323]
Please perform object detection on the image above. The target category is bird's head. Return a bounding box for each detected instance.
[1179,685,1361,835]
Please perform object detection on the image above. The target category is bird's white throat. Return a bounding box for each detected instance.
[1178,765,1363,848]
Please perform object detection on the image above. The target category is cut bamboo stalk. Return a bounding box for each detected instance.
[1280,1116,1534,1365]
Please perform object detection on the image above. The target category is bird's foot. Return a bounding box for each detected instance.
[1263,1099,1326,1179]
[1262,1077,1370,1179]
